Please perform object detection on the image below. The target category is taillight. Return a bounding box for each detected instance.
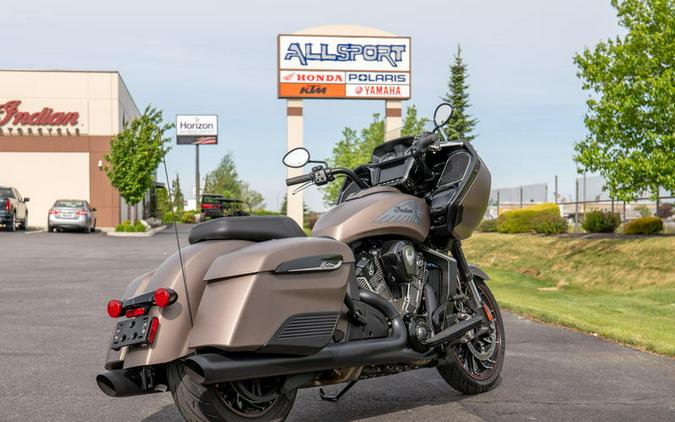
[107,299,123,318]
[76,209,87,216]
[4,199,9,211]
[49,209,59,215]
[147,317,160,344]
[202,203,214,209]
[153,288,175,307]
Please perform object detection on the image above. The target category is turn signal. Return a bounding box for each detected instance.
[153,288,174,307]
[107,299,123,318]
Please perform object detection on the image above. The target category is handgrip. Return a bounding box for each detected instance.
[286,174,312,186]
[417,133,438,149]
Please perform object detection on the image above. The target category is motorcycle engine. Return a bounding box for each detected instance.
[354,240,427,316]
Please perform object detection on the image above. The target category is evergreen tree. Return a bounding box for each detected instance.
[443,45,478,141]
[172,173,184,213]
[203,152,242,198]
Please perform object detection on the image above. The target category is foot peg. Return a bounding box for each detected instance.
[424,315,483,347]
[319,380,357,402]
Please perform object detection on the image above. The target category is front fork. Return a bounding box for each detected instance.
[449,240,493,326]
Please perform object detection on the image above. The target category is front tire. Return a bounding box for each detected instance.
[437,279,505,394]
[167,361,297,422]
[19,213,27,230]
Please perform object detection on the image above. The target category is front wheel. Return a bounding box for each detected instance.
[437,279,505,394]
[167,360,297,422]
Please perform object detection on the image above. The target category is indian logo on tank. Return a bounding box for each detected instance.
[374,200,422,225]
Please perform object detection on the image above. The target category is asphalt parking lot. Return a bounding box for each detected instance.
[1,225,673,421]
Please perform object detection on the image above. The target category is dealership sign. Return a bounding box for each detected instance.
[176,115,218,145]
[0,100,83,135]
[277,35,411,99]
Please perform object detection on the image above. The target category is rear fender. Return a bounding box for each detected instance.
[104,240,253,370]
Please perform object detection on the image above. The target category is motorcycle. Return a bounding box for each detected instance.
[96,103,505,421]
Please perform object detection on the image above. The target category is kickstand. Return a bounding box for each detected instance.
[319,380,357,402]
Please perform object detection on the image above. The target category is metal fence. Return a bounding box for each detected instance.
[487,176,675,231]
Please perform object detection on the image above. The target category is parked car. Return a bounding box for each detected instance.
[200,194,225,219]
[0,186,29,231]
[48,199,96,233]
[200,194,252,220]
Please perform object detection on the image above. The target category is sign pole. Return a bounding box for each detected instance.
[287,99,304,227]
[384,100,402,141]
[195,144,200,209]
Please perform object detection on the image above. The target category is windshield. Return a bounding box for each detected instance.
[54,200,85,208]
[0,188,13,198]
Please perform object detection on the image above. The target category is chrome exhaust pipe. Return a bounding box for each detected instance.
[96,370,160,397]
[184,290,435,385]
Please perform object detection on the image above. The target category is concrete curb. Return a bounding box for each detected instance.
[106,225,167,238]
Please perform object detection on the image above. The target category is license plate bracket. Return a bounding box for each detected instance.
[111,316,152,350]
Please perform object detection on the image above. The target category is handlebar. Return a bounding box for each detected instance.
[285,167,369,188]
[285,173,313,186]
[330,168,369,189]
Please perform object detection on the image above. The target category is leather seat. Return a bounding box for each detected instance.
[188,216,307,244]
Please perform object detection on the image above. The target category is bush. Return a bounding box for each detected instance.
[582,211,621,233]
[162,211,180,224]
[634,204,652,218]
[624,216,663,235]
[533,216,568,235]
[115,220,146,232]
[497,203,562,234]
[478,218,498,232]
[181,211,197,224]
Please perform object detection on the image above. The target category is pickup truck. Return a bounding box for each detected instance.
[0,186,29,231]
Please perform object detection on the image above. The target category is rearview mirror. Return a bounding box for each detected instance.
[282,147,310,168]
[23,197,30,203]
[433,103,453,128]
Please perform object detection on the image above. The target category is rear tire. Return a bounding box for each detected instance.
[437,279,505,394]
[167,360,297,422]
[6,213,16,232]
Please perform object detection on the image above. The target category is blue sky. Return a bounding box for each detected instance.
[6,0,621,211]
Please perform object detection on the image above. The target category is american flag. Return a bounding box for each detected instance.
[194,136,217,145]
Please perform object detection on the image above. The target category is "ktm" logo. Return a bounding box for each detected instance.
[299,85,327,94]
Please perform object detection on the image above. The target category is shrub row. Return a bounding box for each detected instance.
[624,216,663,235]
[496,203,567,235]
[162,210,198,224]
[115,220,146,232]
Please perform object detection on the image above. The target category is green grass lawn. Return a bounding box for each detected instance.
[463,233,675,356]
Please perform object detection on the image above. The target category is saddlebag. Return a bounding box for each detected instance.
[188,237,354,355]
